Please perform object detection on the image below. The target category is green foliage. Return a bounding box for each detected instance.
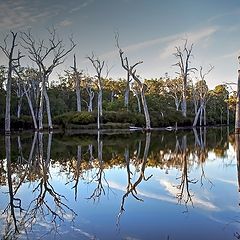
[53,111,96,127]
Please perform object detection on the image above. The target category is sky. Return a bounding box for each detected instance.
[0,0,240,89]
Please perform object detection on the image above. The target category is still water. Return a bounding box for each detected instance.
[0,127,240,240]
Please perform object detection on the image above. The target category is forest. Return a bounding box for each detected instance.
[0,30,237,133]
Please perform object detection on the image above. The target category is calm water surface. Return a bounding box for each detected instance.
[0,127,240,240]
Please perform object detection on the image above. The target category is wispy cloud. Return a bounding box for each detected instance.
[159,26,218,59]
[0,0,59,29]
[71,226,98,240]
[96,26,218,62]
[69,0,94,13]
[207,8,240,23]
[218,50,240,60]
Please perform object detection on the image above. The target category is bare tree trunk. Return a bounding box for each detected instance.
[99,89,103,116]
[72,55,82,112]
[88,92,94,112]
[175,98,180,111]
[135,92,141,113]
[5,67,12,133]
[43,84,53,130]
[17,98,22,119]
[2,32,19,134]
[23,83,38,130]
[38,87,44,131]
[236,68,240,133]
[124,74,130,110]
[193,105,202,127]
[76,78,81,112]
[97,90,103,130]
[182,79,187,117]
[140,87,151,129]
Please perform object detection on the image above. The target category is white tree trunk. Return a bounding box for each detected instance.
[76,78,81,112]
[140,87,151,129]
[135,93,141,113]
[88,92,94,112]
[23,83,38,130]
[193,105,202,127]
[124,75,130,110]
[182,79,187,117]
[38,86,44,131]
[175,98,180,111]
[17,98,22,119]
[99,89,103,116]
[43,84,53,130]
[97,90,102,130]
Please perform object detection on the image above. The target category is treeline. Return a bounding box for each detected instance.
[0,30,236,132]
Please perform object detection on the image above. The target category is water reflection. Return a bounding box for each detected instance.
[117,132,152,224]
[0,127,239,239]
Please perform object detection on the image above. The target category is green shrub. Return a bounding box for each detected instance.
[71,111,95,125]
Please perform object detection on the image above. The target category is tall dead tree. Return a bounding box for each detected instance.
[116,35,151,129]
[13,68,38,130]
[0,32,23,134]
[87,54,105,130]
[71,54,82,112]
[21,28,75,130]
[173,40,197,117]
[193,65,213,127]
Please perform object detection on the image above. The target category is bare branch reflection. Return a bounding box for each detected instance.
[117,132,152,224]
[2,132,77,239]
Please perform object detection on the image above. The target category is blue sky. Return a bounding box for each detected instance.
[0,0,240,89]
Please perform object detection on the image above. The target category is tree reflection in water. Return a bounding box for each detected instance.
[117,132,153,225]
[2,132,77,239]
[175,134,198,210]
[0,127,234,239]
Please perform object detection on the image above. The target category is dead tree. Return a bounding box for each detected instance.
[71,54,82,112]
[0,32,23,134]
[21,28,75,130]
[87,54,105,130]
[116,35,151,129]
[236,56,240,133]
[14,68,38,129]
[173,40,197,117]
[193,65,214,127]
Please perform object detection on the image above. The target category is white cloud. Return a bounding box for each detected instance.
[159,26,218,59]
[71,226,98,240]
[69,0,94,13]
[0,0,59,30]
[160,179,219,211]
[96,26,218,63]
